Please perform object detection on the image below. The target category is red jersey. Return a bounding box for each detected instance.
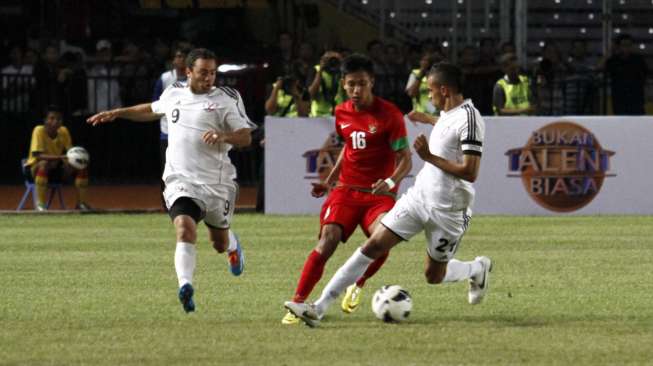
[334,97,408,190]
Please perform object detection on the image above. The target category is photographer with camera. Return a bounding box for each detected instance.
[308,50,346,117]
[405,52,441,116]
[265,73,310,117]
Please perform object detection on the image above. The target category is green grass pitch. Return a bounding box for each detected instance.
[1,213,652,365]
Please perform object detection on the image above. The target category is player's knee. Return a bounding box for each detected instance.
[175,222,196,243]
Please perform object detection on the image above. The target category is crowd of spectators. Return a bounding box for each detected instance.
[263,33,649,118]
[0,33,649,122]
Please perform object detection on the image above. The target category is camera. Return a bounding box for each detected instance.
[281,75,299,95]
[324,57,341,74]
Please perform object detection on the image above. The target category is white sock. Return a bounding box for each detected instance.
[174,242,197,287]
[314,248,374,316]
[442,259,482,283]
[227,230,238,252]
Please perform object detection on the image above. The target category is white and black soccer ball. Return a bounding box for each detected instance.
[66,146,90,170]
[371,285,412,323]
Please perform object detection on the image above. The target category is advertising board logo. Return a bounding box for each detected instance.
[303,132,343,181]
[506,121,615,212]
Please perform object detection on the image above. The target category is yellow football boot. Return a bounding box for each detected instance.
[341,284,362,313]
[281,310,300,325]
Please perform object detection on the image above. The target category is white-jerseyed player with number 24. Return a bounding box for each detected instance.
[286,62,493,327]
[87,48,255,313]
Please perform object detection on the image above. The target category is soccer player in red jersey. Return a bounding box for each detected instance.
[282,54,412,324]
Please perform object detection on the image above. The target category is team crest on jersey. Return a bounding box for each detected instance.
[368,124,378,134]
[203,102,217,111]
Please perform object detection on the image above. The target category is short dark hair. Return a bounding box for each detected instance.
[340,53,374,78]
[428,62,463,92]
[185,48,217,69]
[175,46,191,57]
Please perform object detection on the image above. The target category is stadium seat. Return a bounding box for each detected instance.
[16,159,65,211]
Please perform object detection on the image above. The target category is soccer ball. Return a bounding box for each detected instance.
[371,285,413,323]
[66,146,90,170]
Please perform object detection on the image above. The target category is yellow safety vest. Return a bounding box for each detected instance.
[494,75,532,115]
[410,69,438,115]
[310,65,345,117]
[274,89,298,117]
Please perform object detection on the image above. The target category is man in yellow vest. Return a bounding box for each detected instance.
[25,105,90,211]
[265,74,310,117]
[493,52,536,115]
[308,50,346,117]
[405,52,440,115]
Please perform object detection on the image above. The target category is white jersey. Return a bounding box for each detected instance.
[408,99,485,211]
[157,70,187,135]
[151,85,254,185]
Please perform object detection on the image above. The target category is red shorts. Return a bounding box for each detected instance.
[319,186,396,242]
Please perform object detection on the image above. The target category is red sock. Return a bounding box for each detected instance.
[355,251,389,287]
[292,249,328,303]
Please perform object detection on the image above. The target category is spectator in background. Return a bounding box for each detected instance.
[296,41,317,83]
[406,52,440,115]
[493,52,536,116]
[366,39,391,101]
[534,42,568,115]
[25,105,90,211]
[499,42,516,56]
[308,50,345,117]
[87,39,122,113]
[564,40,596,115]
[384,42,412,113]
[153,46,190,210]
[473,38,503,115]
[269,31,296,83]
[119,40,155,106]
[599,34,648,115]
[264,73,310,117]
[2,45,35,112]
[34,44,86,115]
[459,45,486,112]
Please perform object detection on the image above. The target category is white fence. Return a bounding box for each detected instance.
[265,116,653,215]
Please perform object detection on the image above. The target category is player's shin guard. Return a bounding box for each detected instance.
[34,169,48,207]
[355,251,388,287]
[314,248,374,315]
[75,169,89,204]
[292,249,327,303]
[174,242,197,287]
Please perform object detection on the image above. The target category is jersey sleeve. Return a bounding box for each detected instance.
[29,126,46,154]
[151,85,175,114]
[458,107,484,156]
[221,87,256,131]
[387,109,409,151]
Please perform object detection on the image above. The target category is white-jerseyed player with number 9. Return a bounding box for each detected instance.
[87,48,255,313]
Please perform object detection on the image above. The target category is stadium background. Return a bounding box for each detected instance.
[1,0,652,210]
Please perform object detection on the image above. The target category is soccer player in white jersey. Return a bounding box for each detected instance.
[286,62,492,327]
[87,48,254,313]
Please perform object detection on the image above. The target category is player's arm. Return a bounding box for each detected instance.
[413,134,481,182]
[86,103,162,125]
[33,151,66,161]
[311,147,344,198]
[407,111,438,125]
[371,147,412,194]
[202,128,252,147]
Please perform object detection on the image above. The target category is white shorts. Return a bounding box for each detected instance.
[163,175,238,229]
[381,193,471,262]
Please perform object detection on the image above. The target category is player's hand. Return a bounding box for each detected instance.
[413,134,432,161]
[407,111,437,126]
[311,182,329,197]
[87,110,119,126]
[371,179,390,195]
[202,130,225,145]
